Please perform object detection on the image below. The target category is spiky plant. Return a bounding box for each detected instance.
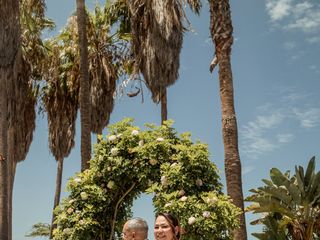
[246,157,320,240]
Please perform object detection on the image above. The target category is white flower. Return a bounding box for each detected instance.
[80,192,88,200]
[116,133,122,138]
[165,202,172,207]
[202,211,211,218]
[131,130,139,136]
[110,147,118,156]
[63,228,71,235]
[74,177,81,183]
[149,159,158,165]
[67,208,74,214]
[79,220,85,225]
[188,216,196,225]
[96,172,102,177]
[107,180,115,189]
[156,137,164,142]
[138,140,144,147]
[107,166,112,171]
[206,196,218,205]
[171,163,178,168]
[108,135,117,142]
[68,199,75,204]
[178,189,185,197]
[196,179,203,187]
[180,196,188,202]
[161,176,168,187]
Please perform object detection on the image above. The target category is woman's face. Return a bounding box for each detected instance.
[154,215,176,240]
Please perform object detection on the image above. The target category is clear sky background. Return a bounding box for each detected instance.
[13,0,320,239]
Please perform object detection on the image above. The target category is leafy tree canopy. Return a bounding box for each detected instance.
[53,118,240,240]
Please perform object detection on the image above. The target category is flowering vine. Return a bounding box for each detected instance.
[53,118,240,240]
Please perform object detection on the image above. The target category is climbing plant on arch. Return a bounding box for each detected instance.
[53,119,240,240]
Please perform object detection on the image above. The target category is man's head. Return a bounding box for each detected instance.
[122,217,148,240]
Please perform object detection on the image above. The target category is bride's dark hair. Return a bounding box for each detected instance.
[156,212,180,240]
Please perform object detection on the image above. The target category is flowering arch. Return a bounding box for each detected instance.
[53,119,240,240]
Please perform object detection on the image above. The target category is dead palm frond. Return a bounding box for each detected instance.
[42,41,78,161]
[13,0,54,163]
[129,0,201,102]
[87,5,119,134]
[55,5,130,134]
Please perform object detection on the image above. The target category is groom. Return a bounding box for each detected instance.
[122,217,149,240]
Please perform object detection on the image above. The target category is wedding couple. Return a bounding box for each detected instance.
[122,212,180,240]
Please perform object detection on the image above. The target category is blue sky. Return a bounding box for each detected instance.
[14,0,320,239]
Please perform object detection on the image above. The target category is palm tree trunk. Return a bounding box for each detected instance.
[0,68,9,240]
[218,50,247,240]
[76,0,91,171]
[7,161,16,240]
[49,157,64,239]
[209,0,247,239]
[7,126,16,240]
[0,1,20,239]
[161,88,168,124]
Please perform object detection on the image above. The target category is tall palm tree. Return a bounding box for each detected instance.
[6,1,54,239]
[87,5,119,135]
[42,40,79,238]
[0,1,21,239]
[44,6,125,236]
[129,0,201,123]
[76,0,91,171]
[209,0,247,239]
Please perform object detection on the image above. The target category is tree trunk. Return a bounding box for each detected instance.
[209,0,247,239]
[218,50,247,240]
[76,0,91,171]
[49,157,64,239]
[7,161,16,240]
[0,68,9,240]
[0,1,20,239]
[161,88,168,124]
[7,127,16,240]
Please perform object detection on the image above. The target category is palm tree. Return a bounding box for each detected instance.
[42,40,79,238]
[129,0,201,124]
[76,0,91,171]
[6,1,54,239]
[209,0,247,239]
[44,6,126,236]
[25,223,50,238]
[87,5,119,135]
[0,1,21,239]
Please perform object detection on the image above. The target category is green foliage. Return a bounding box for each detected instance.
[246,156,320,240]
[20,0,55,81]
[53,119,240,240]
[25,223,50,238]
[251,214,289,240]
